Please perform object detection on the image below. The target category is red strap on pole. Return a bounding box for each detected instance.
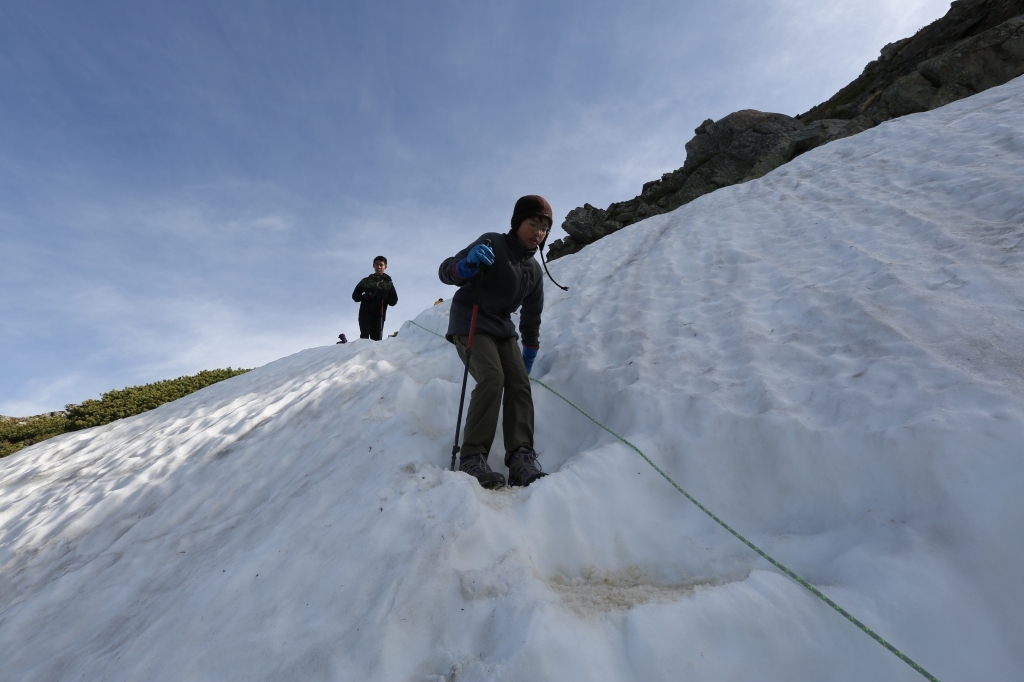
[467,304,479,350]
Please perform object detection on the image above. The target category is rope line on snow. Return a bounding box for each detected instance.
[528,377,939,682]
[406,319,940,682]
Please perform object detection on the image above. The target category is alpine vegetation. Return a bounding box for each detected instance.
[1,77,1023,681]
[0,368,250,457]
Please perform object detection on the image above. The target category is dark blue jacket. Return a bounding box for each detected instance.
[438,232,543,347]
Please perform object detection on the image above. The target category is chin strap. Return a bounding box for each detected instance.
[541,248,569,291]
[514,227,569,292]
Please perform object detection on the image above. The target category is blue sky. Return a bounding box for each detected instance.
[1,0,951,415]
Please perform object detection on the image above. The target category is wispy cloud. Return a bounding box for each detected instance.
[1,0,954,412]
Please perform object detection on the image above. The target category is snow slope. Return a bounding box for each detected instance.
[2,77,1023,682]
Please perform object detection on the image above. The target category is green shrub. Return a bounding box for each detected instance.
[0,414,69,457]
[1,368,250,457]
[64,368,251,431]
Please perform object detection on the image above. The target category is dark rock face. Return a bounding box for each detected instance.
[548,110,806,259]
[810,13,1024,125]
[547,0,1024,262]
[635,111,805,214]
[801,0,1024,124]
[561,203,611,245]
[918,16,1024,89]
[674,111,805,199]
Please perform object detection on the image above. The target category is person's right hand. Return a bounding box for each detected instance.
[466,243,495,267]
[455,259,477,280]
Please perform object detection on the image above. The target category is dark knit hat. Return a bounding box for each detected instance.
[373,255,387,265]
[510,193,568,291]
[510,195,553,232]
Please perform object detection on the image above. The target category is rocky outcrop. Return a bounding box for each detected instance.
[549,111,807,257]
[801,0,1024,124]
[547,0,1024,261]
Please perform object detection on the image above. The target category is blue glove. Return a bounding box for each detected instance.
[455,258,478,280]
[467,243,495,267]
[522,346,538,375]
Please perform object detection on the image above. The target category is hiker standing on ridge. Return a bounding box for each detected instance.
[439,195,558,489]
[352,256,398,340]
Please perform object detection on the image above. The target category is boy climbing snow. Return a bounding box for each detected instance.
[351,256,398,340]
[438,195,555,489]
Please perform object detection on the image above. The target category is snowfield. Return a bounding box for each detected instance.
[3,76,1023,682]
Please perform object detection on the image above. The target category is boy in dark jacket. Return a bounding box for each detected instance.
[352,256,398,340]
[438,195,551,489]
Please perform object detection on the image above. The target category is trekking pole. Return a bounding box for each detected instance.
[450,240,490,471]
[380,299,385,340]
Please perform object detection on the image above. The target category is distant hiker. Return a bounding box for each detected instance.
[434,298,444,305]
[337,333,348,344]
[352,256,398,340]
[438,195,555,489]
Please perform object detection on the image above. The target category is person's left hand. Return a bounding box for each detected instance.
[522,346,538,375]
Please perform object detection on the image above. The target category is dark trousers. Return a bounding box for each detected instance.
[454,333,534,464]
[359,317,383,340]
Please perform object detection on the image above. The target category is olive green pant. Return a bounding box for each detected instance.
[454,333,534,463]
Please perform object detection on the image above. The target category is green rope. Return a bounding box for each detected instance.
[408,320,447,339]
[407,320,940,681]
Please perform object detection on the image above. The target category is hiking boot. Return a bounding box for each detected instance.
[506,447,546,487]
[459,453,506,489]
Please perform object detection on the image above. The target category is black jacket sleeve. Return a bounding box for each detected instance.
[439,239,480,286]
[352,281,367,303]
